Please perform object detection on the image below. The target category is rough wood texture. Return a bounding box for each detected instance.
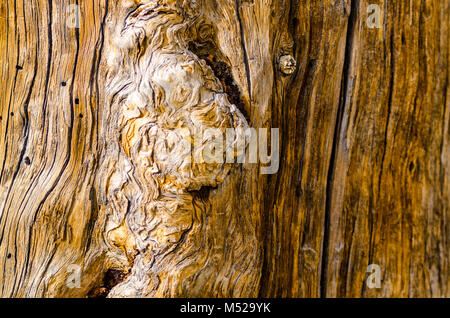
[0,0,448,298]
[101,0,257,297]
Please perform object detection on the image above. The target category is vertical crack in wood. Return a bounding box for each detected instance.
[320,0,359,298]
[234,0,252,109]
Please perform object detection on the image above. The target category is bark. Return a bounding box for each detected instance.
[0,0,448,298]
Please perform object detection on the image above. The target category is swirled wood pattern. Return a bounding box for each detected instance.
[0,0,448,297]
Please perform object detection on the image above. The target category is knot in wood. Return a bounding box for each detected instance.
[279,54,296,75]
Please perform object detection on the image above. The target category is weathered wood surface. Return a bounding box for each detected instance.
[0,0,448,297]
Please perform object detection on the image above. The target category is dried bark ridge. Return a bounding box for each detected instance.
[102,0,250,297]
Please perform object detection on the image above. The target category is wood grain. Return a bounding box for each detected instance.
[0,0,448,297]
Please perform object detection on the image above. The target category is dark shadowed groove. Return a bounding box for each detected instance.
[320,0,359,298]
[40,0,53,129]
[90,0,108,150]
[234,0,252,109]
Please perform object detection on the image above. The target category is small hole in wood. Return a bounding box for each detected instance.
[79,113,84,119]
[24,157,31,165]
[75,98,80,104]
[16,65,23,70]
[10,112,14,117]
[7,253,12,259]
[61,82,67,87]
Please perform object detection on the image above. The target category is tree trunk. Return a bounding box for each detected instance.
[0,0,448,298]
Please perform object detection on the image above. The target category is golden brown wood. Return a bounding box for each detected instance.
[0,0,448,297]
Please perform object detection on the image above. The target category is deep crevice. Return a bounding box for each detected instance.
[320,0,359,298]
[87,269,130,298]
[234,0,252,108]
[188,42,249,122]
